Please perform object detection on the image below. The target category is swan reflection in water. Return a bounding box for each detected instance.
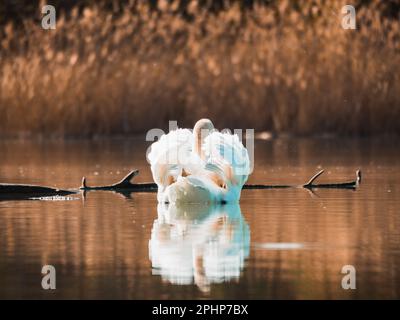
[149,203,250,292]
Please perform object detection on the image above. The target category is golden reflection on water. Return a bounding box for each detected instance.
[0,138,399,299]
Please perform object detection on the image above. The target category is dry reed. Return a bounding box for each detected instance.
[0,0,399,137]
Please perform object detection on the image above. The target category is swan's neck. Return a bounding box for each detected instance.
[192,119,214,159]
[193,130,203,159]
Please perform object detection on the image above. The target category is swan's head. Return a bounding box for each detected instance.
[193,119,214,159]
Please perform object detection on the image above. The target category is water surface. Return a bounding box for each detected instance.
[0,137,399,299]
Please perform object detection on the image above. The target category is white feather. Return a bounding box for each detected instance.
[148,120,251,204]
[203,131,250,187]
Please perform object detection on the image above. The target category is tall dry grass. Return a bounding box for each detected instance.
[0,0,399,137]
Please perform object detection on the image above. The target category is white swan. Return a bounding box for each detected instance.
[148,119,250,204]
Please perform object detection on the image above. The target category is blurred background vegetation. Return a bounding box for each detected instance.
[0,0,399,137]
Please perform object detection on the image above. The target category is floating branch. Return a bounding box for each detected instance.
[303,170,326,187]
[80,169,157,192]
[82,169,362,192]
[0,183,76,201]
[302,169,361,189]
[244,169,361,190]
[0,168,361,200]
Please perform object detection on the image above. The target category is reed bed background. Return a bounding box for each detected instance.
[0,0,399,137]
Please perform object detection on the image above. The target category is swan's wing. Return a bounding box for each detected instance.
[148,128,194,187]
[203,131,250,187]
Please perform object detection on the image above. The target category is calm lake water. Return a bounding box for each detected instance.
[0,137,399,299]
